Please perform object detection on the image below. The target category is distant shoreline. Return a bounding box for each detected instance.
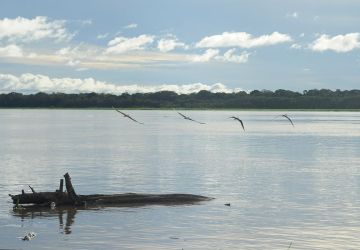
[1,90,360,110]
[1,107,359,111]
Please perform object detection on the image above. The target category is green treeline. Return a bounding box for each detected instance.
[1,89,360,109]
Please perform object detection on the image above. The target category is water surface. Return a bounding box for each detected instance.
[1,110,360,249]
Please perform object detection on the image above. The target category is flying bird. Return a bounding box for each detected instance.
[177,112,205,124]
[229,116,245,131]
[112,107,144,124]
[281,114,294,127]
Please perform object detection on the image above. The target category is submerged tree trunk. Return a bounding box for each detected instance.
[9,173,213,208]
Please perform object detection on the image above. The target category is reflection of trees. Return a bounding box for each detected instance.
[13,206,78,235]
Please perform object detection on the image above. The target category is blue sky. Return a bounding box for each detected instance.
[0,0,359,94]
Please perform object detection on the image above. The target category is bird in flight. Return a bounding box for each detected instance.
[177,112,205,124]
[281,114,294,127]
[112,107,144,124]
[229,116,245,131]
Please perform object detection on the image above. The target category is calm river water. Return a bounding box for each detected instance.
[1,110,360,249]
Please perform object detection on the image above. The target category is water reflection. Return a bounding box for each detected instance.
[12,206,79,234]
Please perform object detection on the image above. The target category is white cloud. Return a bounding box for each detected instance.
[159,82,236,94]
[222,49,249,63]
[106,34,155,54]
[0,73,241,94]
[124,23,138,29]
[196,31,292,48]
[56,45,98,59]
[192,49,220,62]
[191,48,249,64]
[0,16,73,42]
[54,45,97,69]
[157,38,186,52]
[310,33,360,53]
[0,44,24,58]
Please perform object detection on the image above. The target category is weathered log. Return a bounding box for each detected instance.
[9,173,213,207]
[63,173,80,204]
[28,185,36,193]
[77,193,212,206]
[10,191,73,206]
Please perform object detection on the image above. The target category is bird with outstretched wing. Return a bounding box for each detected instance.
[276,114,294,127]
[229,116,245,131]
[177,112,205,124]
[112,107,144,124]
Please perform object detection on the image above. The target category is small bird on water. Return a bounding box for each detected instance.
[177,112,205,124]
[229,116,245,131]
[112,107,144,124]
[22,232,36,241]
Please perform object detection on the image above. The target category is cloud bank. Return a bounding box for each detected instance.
[0,73,240,94]
[0,16,296,68]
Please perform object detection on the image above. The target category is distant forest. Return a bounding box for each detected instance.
[1,89,360,109]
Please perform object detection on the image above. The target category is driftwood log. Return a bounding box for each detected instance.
[9,173,213,208]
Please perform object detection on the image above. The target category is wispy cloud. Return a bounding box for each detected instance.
[286,12,299,19]
[105,34,155,54]
[0,44,190,70]
[124,23,138,29]
[196,31,292,48]
[81,19,92,25]
[291,43,302,49]
[97,33,109,39]
[0,16,74,42]
[0,73,240,94]
[310,33,360,52]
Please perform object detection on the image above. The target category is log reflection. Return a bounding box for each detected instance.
[12,206,80,235]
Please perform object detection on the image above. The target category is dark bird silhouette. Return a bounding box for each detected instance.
[112,107,143,124]
[281,114,294,127]
[177,112,205,124]
[229,116,245,131]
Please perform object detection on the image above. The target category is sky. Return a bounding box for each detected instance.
[0,0,359,94]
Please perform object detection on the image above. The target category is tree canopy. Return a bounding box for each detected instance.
[0,89,360,109]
